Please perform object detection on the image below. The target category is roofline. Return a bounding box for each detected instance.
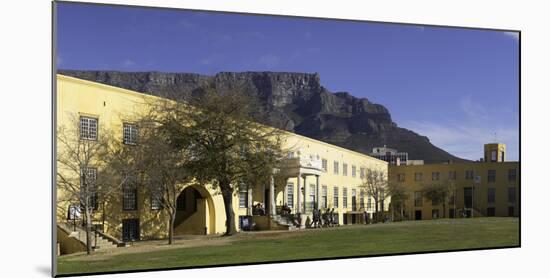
[57,74,387,165]
[389,161,519,168]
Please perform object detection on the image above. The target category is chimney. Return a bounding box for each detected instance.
[396,157,401,166]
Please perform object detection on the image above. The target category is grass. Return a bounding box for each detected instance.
[57,217,519,275]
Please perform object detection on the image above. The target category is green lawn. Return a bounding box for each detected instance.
[57,217,519,276]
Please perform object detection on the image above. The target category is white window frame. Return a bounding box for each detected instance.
[80,116,98,140]
[123,123,139,145]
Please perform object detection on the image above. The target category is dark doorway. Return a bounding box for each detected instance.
[508,206,515,217]
[351,214,356,224]
[264,189,270,214]
[449,209,455,218]
[415,210,422,220]
[464,187,473,208]
[487,207,496,217]
[122,218,140,242]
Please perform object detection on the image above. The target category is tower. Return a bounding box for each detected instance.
[484,143,506,162]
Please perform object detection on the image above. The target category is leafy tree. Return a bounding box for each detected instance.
[387,182,409,221]
[421,180,455,218]
[154,88,287,235]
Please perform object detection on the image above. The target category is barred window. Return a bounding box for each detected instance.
[333,187,339,208]
[343,163,348,176]
[448,171,457,180]
[123,123,139,145]
[508,169,517,182]
[80,116,98,140]
[352,165,356,177]
[488,170,496,183]
[343,187,348,208]
[351,189,357,210]
[448,189,457,205]
[360,167,366,179]
[414,191,423,207]
[286,183,294,207]
[414,172,423,181]
[432,172,440,181]
[488,188,496,203]
[321,185,328,209]
[308,184,316,210]
[508,187,516,203]
[465,170,474,180]
[333,161,339,175]
[239,186,248,208]
[360,191,365,209]
[151,189,163,210]
[322,159,328,172]
[122,187,137,211]
[80,167,97,187]
[398,173,405,182]
[80,168,98,210]
[367,195,372,210]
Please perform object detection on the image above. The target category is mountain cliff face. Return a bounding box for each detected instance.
[58,70,466,164]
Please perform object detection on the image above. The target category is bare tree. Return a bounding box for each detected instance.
[56,116,127,254]
[111,109,191,245]
[360,169,389,223]
[155,88,287,235]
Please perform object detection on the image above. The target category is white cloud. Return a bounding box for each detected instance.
[198,53,223,65]
[459,94,489,120]
[56,55,63,66]
[402,121,519,161]
[502,31,519,41]
[122,59,136,67]
[258,54,280,69]
[241,31,266,40]
[179,19,198,29]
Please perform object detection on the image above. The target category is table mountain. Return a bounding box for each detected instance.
[58,70,467,164]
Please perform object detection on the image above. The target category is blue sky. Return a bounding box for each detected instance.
[56,2,519,161]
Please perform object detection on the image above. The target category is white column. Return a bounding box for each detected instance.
[315,175,320,210]
[303,175,308,213]
[247,188,253,215]
[296,174,301,214]
[270,175,276,215]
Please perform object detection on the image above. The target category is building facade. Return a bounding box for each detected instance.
[369,146,413,165]
[388,145,519,220]
[56,74,389,248]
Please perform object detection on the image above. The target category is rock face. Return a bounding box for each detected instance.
[58,70,466,164]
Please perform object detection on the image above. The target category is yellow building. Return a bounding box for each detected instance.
[56,74,389,252]
[388,145,519,220]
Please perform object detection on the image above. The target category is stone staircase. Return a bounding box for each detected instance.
[58,222,120,250]
[271,215,300,230]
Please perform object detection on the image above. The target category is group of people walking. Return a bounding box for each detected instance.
[310,208,338,228]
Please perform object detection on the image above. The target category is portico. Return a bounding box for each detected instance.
[278,152,323,215]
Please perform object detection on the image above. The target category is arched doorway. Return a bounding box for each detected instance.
[173,185,216,235]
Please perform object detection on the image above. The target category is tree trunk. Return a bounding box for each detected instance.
[390,203,394,222]
[374,198,379,223]
[168,211,176,245]
[85,208,92,255]
[400,203,404,220]
[221,186,237,236]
